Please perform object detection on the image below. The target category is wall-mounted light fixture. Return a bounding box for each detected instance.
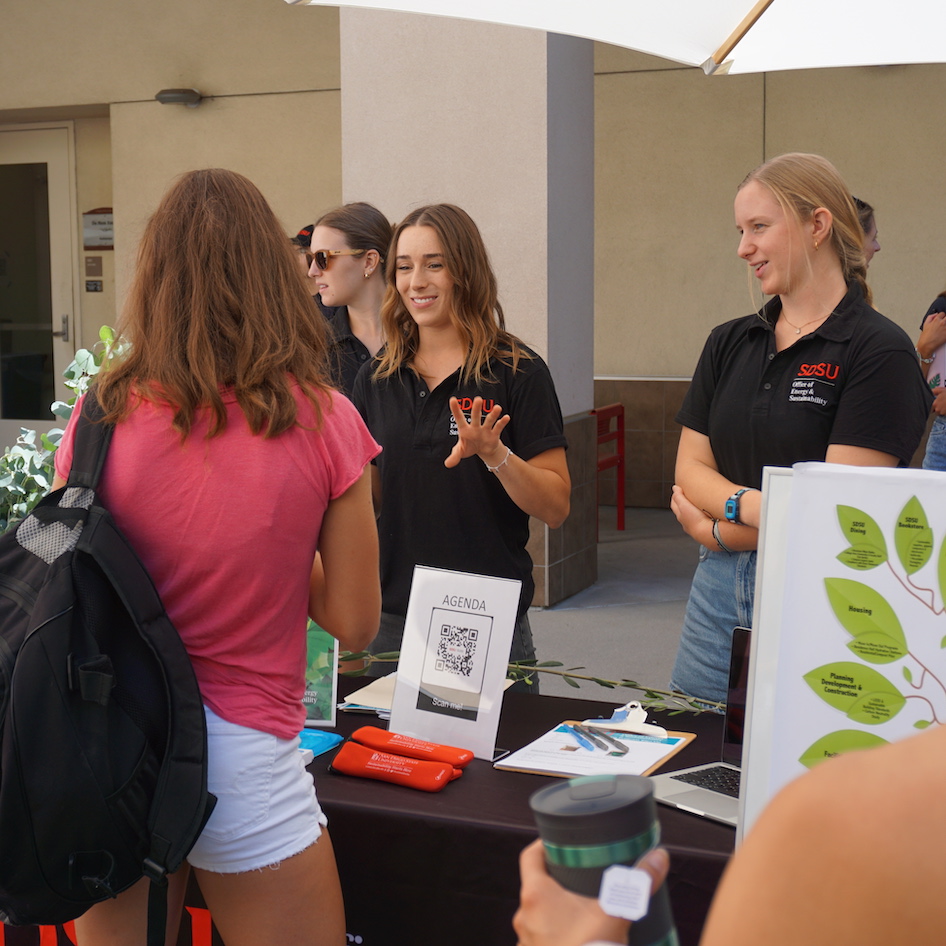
[154,88,203,107]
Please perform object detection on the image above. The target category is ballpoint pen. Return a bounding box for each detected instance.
[563,724,596,751]
[583,728,629,756]
[572,724,611,752]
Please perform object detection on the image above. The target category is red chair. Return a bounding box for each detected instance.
[592,403,625,532]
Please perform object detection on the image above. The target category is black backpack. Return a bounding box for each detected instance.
[0,392,215,943]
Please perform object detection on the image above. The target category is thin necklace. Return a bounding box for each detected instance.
[780,312,828,335]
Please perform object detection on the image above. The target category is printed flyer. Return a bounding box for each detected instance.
[390,565,520,760]
[302,620,338,727]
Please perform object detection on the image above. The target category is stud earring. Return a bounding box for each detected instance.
[814,240,820,250]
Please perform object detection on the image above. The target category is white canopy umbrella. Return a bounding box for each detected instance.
[284,0,946,75]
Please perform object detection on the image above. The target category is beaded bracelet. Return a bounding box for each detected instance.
[484,446,513,473]
[712,518,734,554]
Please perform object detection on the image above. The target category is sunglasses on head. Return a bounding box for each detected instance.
[305,248,366,270]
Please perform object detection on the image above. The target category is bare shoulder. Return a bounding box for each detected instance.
[701,725,946,946]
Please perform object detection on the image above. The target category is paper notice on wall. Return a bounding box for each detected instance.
[82,208,113,250]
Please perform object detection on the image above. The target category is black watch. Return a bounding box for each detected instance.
[724,488,752,524]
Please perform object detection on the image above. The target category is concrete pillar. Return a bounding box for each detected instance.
[340,9,597,604]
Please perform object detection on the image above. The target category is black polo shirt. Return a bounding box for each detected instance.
[315,298,372,398]
[677,285,932,489]
[352,347,567,620]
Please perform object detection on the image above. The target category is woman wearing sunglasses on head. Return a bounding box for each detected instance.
[352,203,571,691]
[305,202,392,397]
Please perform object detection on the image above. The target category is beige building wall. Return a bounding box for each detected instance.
[1,0,343,351]
[338,10,554,361]
[74,117,115,341]
[110,89,342,306]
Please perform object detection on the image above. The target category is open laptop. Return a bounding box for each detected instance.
[649,626,750,827]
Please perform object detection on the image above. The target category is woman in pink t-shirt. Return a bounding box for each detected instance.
[53,169,380,946]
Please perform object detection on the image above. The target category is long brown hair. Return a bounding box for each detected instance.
[373,203,528,383]
[315,201,392,260]
[96,168,333,438]
[740,153,872,306]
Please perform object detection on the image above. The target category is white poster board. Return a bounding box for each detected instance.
[390,565,520,760]
[743,462,946,838]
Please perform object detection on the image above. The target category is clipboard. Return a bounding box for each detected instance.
[493,721,695,779]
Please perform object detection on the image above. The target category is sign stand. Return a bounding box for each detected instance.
[390,565,520,760]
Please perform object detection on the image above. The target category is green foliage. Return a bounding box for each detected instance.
[0,428,59,533]
[0,326,125,534]
[347,650,725,714]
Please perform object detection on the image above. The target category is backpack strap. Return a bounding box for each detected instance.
[67,389,114,491]
[146,879,169,946]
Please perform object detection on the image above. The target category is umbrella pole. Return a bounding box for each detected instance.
[702,0,776,75]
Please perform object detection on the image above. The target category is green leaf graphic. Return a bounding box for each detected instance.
[798,730,888,768]
[803,662,903,723]
[895,496,933,575]
[846,689,905,724]
[835,505,887,570]
[903,666,913,683]
[914,720,932,730]
[846,631,909,664]
[824,578,907,663]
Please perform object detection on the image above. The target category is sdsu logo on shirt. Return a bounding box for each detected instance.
[789,363,840,407]
[449,396,496,435]
[797,362,840,380]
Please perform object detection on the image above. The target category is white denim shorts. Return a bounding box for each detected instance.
[186,706,327,873]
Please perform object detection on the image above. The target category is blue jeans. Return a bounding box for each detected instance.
[923,415,946,471]
[670,545,757,707]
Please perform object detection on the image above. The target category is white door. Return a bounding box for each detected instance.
[0,123,78,449]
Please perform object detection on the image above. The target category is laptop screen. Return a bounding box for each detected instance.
[721,626,751,767]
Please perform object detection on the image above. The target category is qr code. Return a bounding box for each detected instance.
[435,624,479,677]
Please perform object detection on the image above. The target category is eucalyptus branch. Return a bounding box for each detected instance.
[339,651,723,715]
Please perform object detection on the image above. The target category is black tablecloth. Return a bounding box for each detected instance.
[318,678,733,946]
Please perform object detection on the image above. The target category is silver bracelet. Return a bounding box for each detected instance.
[917,347,935,365]
[712,518,734,554]
[484,446,513,473]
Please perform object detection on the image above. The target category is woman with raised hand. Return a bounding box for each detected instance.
[670,153,930,705]
[54,169,381,946]
[353,203,570,691]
